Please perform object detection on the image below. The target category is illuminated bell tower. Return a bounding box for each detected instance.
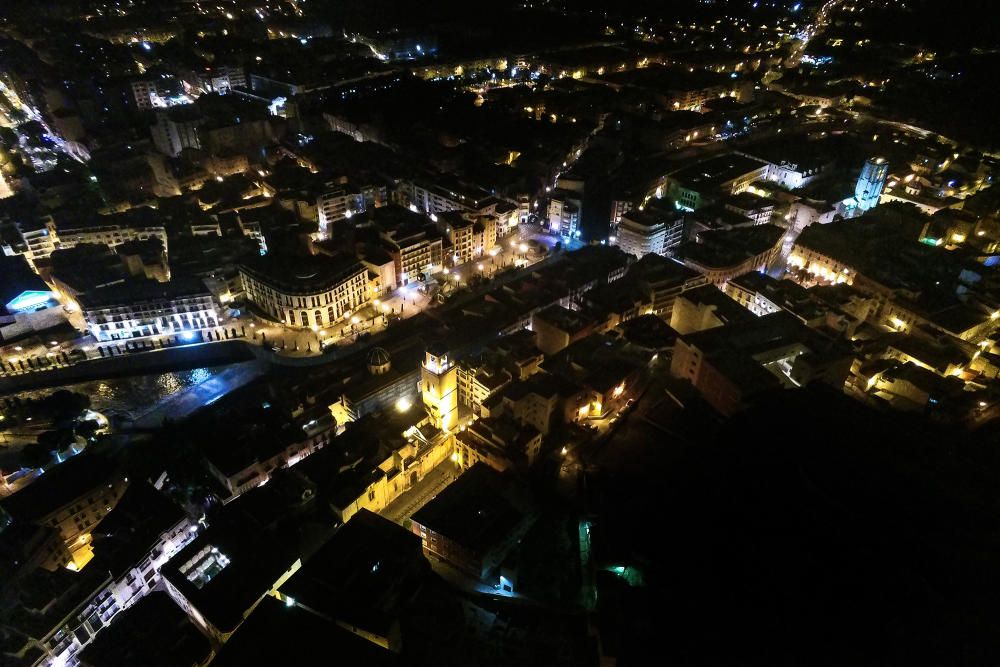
[853,157,889,215]
[421,342,458,431]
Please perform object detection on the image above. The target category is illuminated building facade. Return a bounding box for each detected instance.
[615,206,685,259]
[240,256,369,329]
[421,343,458,431]
[547,192,581,239]
[317,185,364,239]
[853,157,889,215]
[79,279,219,342]
[53,221,169,255]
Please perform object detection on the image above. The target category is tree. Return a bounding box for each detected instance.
[19,442,51,470]
[75,420,101,441]
[36,390,90,423]
[37,428,75,451]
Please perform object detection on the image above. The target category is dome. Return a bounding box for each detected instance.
[367,347,392,375]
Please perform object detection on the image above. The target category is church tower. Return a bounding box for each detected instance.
[421,342,458,431]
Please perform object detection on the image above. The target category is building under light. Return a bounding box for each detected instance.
[239,254,370,329]
[79,278,219,342]
[851,157,889,216]
[421,342,458,431]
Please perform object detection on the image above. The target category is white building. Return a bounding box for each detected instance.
[240,255,370,329]
[614,206,685,259]
[408,180,493,216]
[548,192,581,239]
[151,109,203,157]
[13,216,58,266]
[26,487,196,667]
[79,278,219,342]
[317,185,364,239]
[53,220,169,255]
[130,80,161,111]
[609,198,634,239]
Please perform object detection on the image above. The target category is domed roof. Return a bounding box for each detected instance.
[367,347,392,375]
[368,347,391,367]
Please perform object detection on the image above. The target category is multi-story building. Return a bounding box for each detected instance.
[665,154,769,211]
[680,224,785,286]
[79,278,219,342]
[438,210,476,265]
[53,220,169,255]
[626,252,708,318]
[318,419,453,525]
[130,74,190,110]
[456,355,512,415]
[410,464,535,588]
[408,178,494,216]
[317,184,365,238]
[14,216,57,266]
[615,204,685,258]
[670,312,852,416]
[787,238,856,285]
[609,199,634,239]
[532,305,603,356]
[547,191,581,239]
[2,481,197,667]
[240,255,369,329]
[454,416,542,472]
[0,454,129,570]
[197,65,247,94]
[375,206,444,286]
[151,108,203,157]
[736,147,832,191]
[130,80,161,111]
[724,192,775,225]
[437,210,497,266]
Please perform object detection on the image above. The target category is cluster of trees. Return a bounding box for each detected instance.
[4,390,97,470]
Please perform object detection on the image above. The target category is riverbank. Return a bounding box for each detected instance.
[0,341,255,396]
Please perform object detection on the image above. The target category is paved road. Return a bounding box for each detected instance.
[786,0,842,68]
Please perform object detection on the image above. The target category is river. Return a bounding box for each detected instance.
[5,362,262,423]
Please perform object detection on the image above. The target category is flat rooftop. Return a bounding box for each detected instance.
[410,463,526,556]
[669,154,767,191]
